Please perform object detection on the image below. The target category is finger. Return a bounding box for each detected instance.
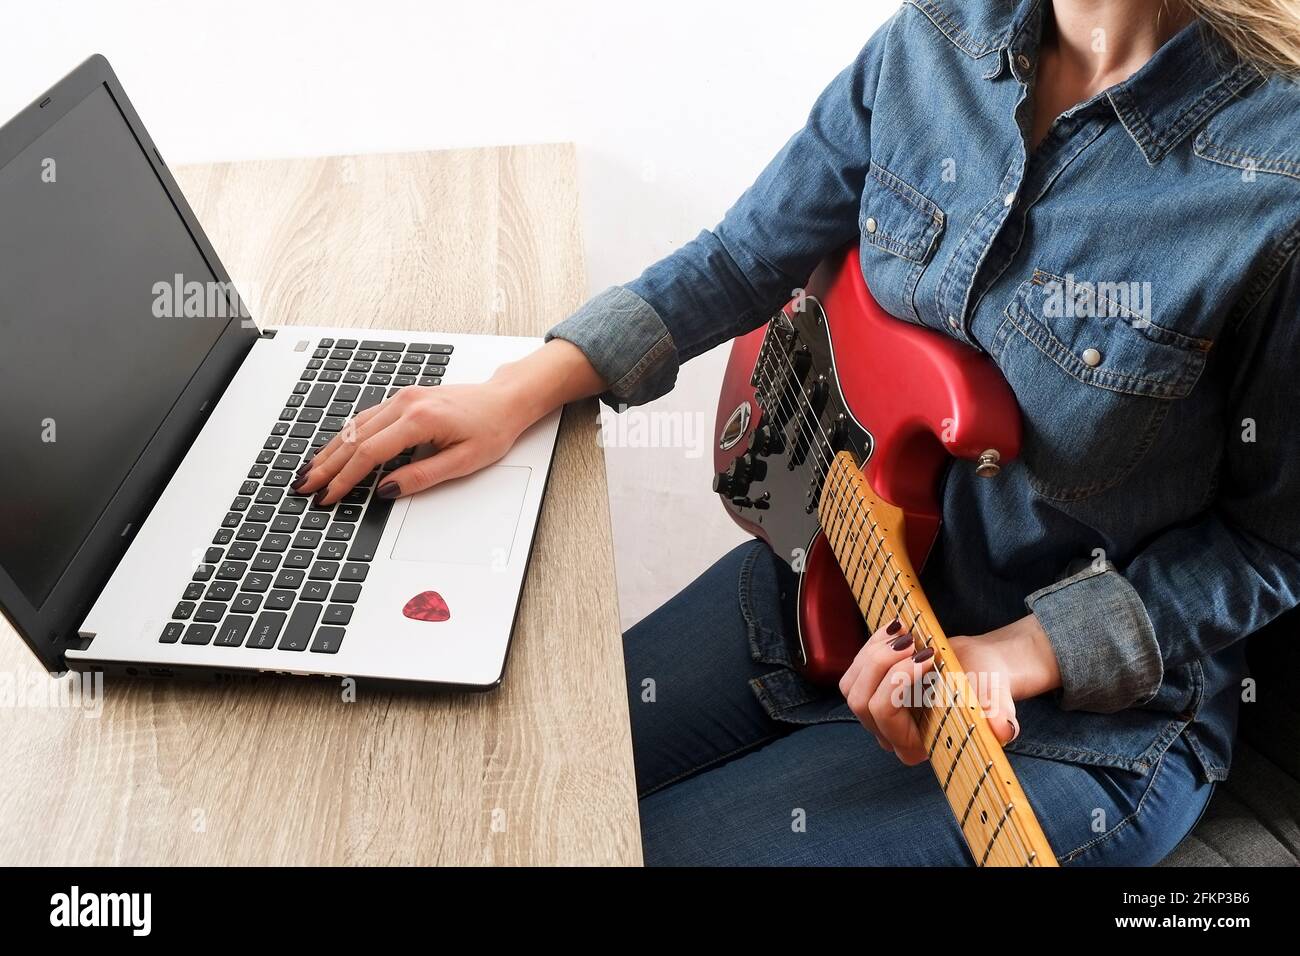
[869,647,937,765]
[379,443,479,497]
[301,399,394,476]
[844,627,918,738]
[838,617,910,697]
[295,403,403,496]
[316,418,424,506]
[983,695,1020,746]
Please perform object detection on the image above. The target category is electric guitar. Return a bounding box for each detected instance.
[712,246,1056,866]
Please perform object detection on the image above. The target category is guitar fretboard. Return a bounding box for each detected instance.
[818,451,1057,867]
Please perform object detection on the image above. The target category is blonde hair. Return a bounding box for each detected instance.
[1186,0,1300,73]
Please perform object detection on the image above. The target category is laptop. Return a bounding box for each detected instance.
[0,55,561,690]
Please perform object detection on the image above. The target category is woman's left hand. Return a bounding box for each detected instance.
[838,613,1062,765]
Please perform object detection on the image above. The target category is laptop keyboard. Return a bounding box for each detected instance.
[159,337,454,655]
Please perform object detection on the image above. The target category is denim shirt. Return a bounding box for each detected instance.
[548,0,1300,783]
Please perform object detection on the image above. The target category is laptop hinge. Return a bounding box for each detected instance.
[258,327,277,339]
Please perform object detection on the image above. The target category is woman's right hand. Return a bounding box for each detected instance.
[293,338,605,506]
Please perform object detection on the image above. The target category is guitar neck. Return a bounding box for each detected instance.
[818,451,1057,867]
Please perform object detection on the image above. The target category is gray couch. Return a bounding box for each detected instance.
[1163,614,1300,865]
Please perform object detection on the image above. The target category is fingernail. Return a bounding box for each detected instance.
[890,633,914,651]
[313,491,329,507]
[912,647,935,663]
[290,475,308,490]
[885,618,901,635]
[1007,716,1021,743]
[296,463,310,476]
[377,481,400,499]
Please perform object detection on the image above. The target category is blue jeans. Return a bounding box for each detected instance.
[625,542,1214,866]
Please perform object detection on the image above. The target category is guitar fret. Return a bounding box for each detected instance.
[980,803,1015,866]
[959,761,995,829]
[927,704,954,759]
[941,721,977,793]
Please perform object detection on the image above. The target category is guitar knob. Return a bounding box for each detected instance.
[752,424,784,456]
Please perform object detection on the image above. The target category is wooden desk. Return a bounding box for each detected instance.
[0,146,642,865]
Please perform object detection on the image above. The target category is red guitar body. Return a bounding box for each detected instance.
[713,246,1022,684]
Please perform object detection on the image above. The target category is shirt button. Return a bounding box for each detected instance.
[1082,348,1103,367]
[1003,191,1016,207]
[1016,53,1033,72]
[865,216,878,234]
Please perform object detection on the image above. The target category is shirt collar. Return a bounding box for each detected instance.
[911,0,1263,164]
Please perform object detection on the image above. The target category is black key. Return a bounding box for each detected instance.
[212,528,235,544]
[279,496,309,515]
[192,563,216,582]
[302,581,331,602]
[265,591,295,611]
[319,416,346,432]
[248,464,269,479]
[311,626,345,654]
[242,572,273,593]
[160,622,184,644]
[313,347,330,359]
[330,348,354,360]
[249,505,276,523]
[340,563,370,582]
[172,601,195,620]
[216,560,247,580]
[239,480,260,496]
[271,422,291,435]
[418,377,440,387]
[286,394,304,408]
[206,581,237,601]
[279,407,297,421]
[320,542,347,561]
[335,384,361,402]
[360,340,405,351]
[221,512,242,529]
[378,351,402,363]
[274,568,305,589]
[230,496,251,511]
[273,454,300,471]
[251,552,281,572]
[355,385,387,414]
[265,470,293,487]
[293,530,323,549]
[374,362,396,375]
[427,354,449,366]
[293,381,311,394]
[342,487,369,505]
[368,374,391,386]
[331,582,362,603]
[301,512,330,531]
[311,433,332,448]
[204,546,225,563]
[309,561,339,581]
[300,369,317,381]
[337,339,359,349]
[343,371,367,384]
[386,387,401,399]
[324,360,348,372]
[354,351,376,363]
[335,505,364,522]
[255,487,283,504]
[270,515,298,533]
[246,610,287,649]
[215,615,253,648]
[284,549,315,569]
[227,541,256,561]
[183,582,206,601]
[406,343,432,353]
[195,602,226,623]
[393,375,416,387]
[283,438,309,454]
[327,401,353,418]
[183,623,217,645]
[279,602,322,651]
[232,592,263,614]
[264,435,283,449]
[289,423,315,439]
[397,364,422,376]
[326,523,353,541]
[306,359,323,370]
[236,522,267,542]
[322,604,353,625]
[299,407,324,423]
[318,371,343,383]
[262,533,292,553]
[347,495,395,561]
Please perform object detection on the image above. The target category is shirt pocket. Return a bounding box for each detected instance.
[989,270,1212,502]
[857,162,945,324]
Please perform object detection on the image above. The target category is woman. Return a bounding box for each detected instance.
[296,0,1300,864]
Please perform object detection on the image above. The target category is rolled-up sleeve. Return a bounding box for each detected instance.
[1026,252,1300,713]
[546,15,895,408]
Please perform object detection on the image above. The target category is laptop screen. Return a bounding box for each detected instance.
[0,84,233,607]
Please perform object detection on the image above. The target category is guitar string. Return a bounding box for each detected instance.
[749,342,1037,864]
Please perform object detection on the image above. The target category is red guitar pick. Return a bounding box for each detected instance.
[403,591,451,622]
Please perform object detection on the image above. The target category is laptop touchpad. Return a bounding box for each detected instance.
[390,465,532,566]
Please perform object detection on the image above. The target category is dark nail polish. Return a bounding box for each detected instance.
[885,618,902,635]
[313,491,329,507]
[1007,717,1021,743]
[377,481,400,499]
[290,475,308,490]
[890,633,914,652]
[912,647,935,664]
[296,463,310,476]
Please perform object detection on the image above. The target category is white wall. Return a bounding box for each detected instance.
[0,0,894,629]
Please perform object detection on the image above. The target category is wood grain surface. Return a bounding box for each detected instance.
[0,145,642,865]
